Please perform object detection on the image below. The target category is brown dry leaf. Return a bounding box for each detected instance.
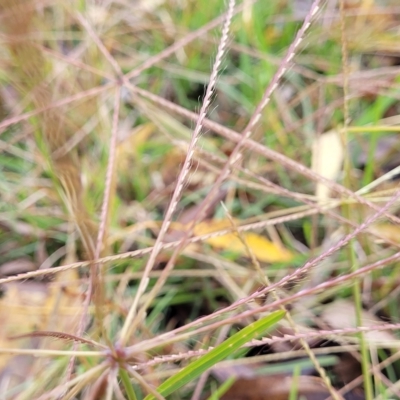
[321,299,397,344]
[334,352,362,386]
[369,223,400,244]
[311,130,344,203]
[194,220,293,263]
[0,268,82,373]
[219,375,337,400]
[161,149,185,186]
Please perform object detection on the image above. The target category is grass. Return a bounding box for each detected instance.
[1,0,400,399]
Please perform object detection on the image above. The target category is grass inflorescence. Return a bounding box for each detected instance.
[1,0,400,399]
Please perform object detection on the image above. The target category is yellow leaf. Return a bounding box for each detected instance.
[194,220,293,263]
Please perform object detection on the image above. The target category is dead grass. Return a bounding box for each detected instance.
[1,0,400,399]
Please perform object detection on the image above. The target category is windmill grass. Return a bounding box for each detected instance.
[1,0,400,399]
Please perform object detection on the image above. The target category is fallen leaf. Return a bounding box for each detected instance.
[311,130,344,203]
[369,223,400,244]
[194,220,293,263]
[219,375,339,400]
[0,268,82,380]
[321,299,396,344]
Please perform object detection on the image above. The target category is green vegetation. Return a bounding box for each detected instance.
[1,0,400,399]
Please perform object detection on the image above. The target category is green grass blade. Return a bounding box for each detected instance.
[143,310,285,400]
[206,376,235,400]
[289,364,301,400]
[119,368,138,400]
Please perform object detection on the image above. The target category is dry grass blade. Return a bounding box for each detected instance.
[0,193,397,286]
[0,83,114,134]
[75,12,123,78]
[2,0,400,398]
[123,1,257,81]
[126,242,400,356]
[0,0,98,261]
[8,331,105,349]
[120,0,323,354]
[130,85,400,225]
[119,0,237,345]
[130,320,400,370]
